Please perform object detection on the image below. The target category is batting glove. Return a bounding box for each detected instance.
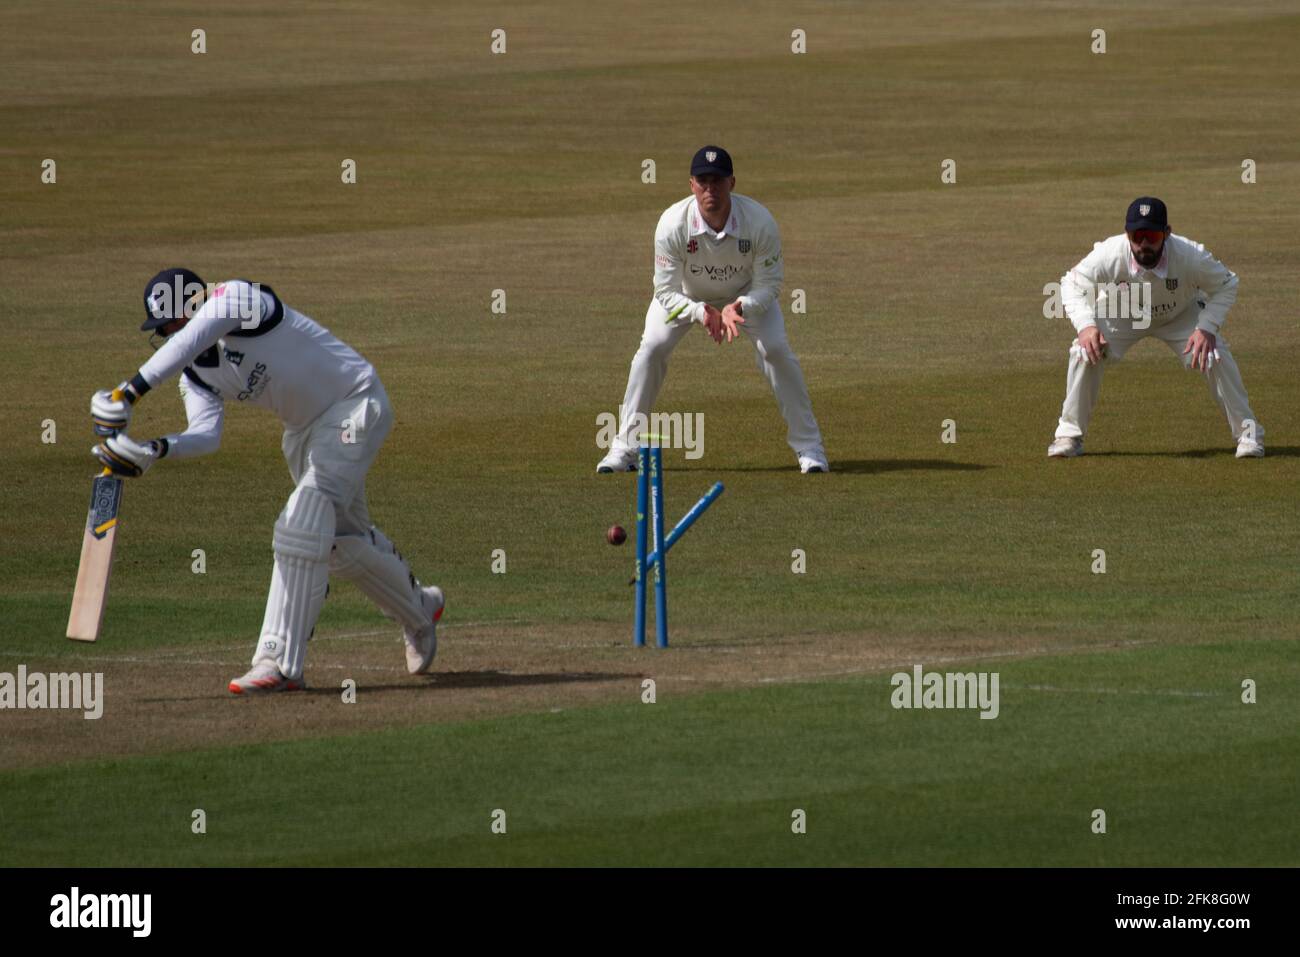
[90,383,136,436]
[92,433,159,478]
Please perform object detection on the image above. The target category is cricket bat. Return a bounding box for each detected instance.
[67,470,124,641]
[68,392,128,641]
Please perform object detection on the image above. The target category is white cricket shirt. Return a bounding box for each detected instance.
[135,280,376,457]
[652,193,783,322]
[1060,233,1238,335]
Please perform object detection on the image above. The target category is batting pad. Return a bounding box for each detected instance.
[329,525,428,633]
[257,486,336,679]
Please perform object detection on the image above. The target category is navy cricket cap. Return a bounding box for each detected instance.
[690,145,733,177]
[141,267,206,330]
[1126,197,1169,232]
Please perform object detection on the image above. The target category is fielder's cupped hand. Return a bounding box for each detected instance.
[92,433,158,478]
[1077,325,1108,365]
[701,304,725,343]
[90,385,132,436]
[720,302,746,343]
[1183,328,1218,372]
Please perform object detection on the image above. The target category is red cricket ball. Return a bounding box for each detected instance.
[607,525,627,546]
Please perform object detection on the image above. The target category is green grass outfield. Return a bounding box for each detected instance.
[2,1,1298,865]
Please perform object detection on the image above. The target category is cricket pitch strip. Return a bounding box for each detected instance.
[0,624,1160,771]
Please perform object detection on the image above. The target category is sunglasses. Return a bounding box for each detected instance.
[1130,229,1165,245]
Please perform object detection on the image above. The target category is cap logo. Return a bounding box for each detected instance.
[705,151,717,163]
[148,287,169,320]
[1140,204,1151,216]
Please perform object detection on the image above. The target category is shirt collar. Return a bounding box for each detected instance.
[1127,242,1169,279]
[688,198,741,239]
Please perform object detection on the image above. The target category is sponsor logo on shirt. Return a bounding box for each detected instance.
[1165,278,1178,291]
[224,348,244,366]
[686,239,698,255]
[237,362,269,401]
[738,239,751,254]
[689,264,746,281]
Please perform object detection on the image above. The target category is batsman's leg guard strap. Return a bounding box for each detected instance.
[329,526,427,633]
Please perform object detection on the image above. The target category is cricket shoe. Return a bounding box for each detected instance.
[1047,437,1084,458]
[228,659,306,695]
[1235,438,1265,459]
[596,449,638,473]
[405,585,445,675]
[798,448,829,473]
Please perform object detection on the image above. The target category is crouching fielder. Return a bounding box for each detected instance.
[89,269,444,694]
[596,145,827,474]
[1049,198,1264,459]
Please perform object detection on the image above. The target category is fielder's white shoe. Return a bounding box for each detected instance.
[404,585,445,675]
[1047,437,1084,458]
[798,449,829,473]
[595,449,638,473]
[1235,438,1265,459]
[228,659,305,695]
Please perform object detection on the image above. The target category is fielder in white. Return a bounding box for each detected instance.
[597,146,828,473]
[1049,197,1264,458]
[89,268,444,694]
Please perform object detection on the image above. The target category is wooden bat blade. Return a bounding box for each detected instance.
[66,473,124,642]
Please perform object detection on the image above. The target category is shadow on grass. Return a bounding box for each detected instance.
[147,671,635,702]
[1086,446,1299,459]
[694,458,992,474]
[319,670,632,694]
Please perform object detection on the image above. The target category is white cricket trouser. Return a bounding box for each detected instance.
[254,382,427,678]
[281,382,392,535]
[1055,310,1262,442]
[611,299,824,455]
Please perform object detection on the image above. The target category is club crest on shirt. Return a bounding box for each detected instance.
[738,239,751,254]
[1165,278,1178,291]
[224,348,245,366]
[686,239,698,255]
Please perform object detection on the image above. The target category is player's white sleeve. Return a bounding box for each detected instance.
[134,280,262,391]
[1060,240,1118,333]
[737,216,782,316]
[652,213,704,324]
[158,376,224,460]
[1190,244,1238,335]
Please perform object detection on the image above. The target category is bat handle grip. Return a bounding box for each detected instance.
[100,467,113,478]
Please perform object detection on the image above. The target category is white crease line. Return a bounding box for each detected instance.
[0,654,404,674]
[0,654,1223,699]
[310,620,517,639]
[662,641,1167,687]
[0,620,526,661]
[0,638,1184,693]
[1009,683,1222,698]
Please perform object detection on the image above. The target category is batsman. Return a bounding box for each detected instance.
[88,269,445,694]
